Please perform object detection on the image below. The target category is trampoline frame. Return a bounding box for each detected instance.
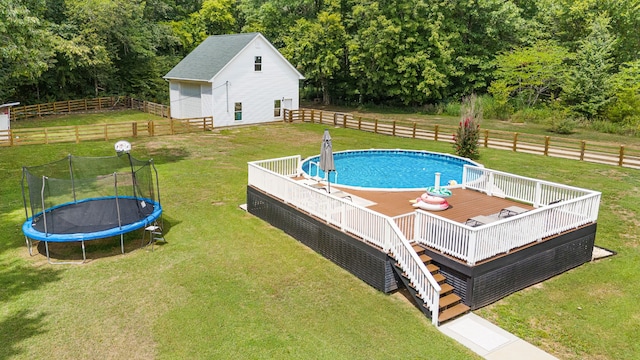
[21,153,163,264]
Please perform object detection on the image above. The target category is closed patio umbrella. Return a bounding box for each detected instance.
[319,129,335,192]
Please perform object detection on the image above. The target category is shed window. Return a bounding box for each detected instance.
[234,102,242,121]
[274,99,282,117]
[254,56,262,71]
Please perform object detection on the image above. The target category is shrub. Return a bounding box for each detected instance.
[453,95,481,159]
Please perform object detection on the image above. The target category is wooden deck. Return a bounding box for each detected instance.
[332,186,535,223]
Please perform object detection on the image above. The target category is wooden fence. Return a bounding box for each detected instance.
[0,117,212,147]
[285,108,640,169]
[9,97,171,120]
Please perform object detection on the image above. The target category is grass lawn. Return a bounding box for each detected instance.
[1,115,638,359]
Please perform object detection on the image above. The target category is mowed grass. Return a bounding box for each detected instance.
[1,116,638,359]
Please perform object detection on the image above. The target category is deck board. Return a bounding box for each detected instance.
[333,186,534,223]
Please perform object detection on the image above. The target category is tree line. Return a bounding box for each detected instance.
[2,0,640,129]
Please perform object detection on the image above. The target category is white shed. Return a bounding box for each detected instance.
[0,102,19,140]
[164,33,304,127]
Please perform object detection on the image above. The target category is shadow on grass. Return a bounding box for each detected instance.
[0,310,48,360]
[0,258,63,304]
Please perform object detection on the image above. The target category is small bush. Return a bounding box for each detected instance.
[547,117,577,134]
[443,101,461,117]
[453,95,481,159]
[480,95,511,120]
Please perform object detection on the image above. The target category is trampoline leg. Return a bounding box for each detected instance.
[81,240,86,263]
[25,236,33,256]
[45,241,52,264]
[120,234,124,254]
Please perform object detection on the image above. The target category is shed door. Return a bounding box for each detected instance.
[180,83,202,118]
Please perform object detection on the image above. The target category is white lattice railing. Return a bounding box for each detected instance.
[248,156,441,325]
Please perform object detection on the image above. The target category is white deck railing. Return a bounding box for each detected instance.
[408,166,601,265]
[248,156,441,325]
[247,156,601,321]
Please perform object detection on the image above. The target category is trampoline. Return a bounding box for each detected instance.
[21,152,162,264]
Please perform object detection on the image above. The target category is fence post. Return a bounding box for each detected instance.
[333,112,337,126]
[319,111,323,124]
[392,121,396,136]
[374,119,378,133]
[358,117,362,130]
[288,110,293,123]
[84,99,88,111]
[580,140,586,161]
[67,100,71,113]
[170,119,175,135]
[301,109,305,122]
[619,145,625,166]
[434,125,439,141]
[98,98,102,110]
[512,133,519,151]
[412,122,416,138]
[8,129,13,146]
[544,136,550,156]
[104,124,108,141]
[75,126,79,143]
[484,130,489,147]
[132,122,138,137]
[343,114,347,128]
[149,121,154,136]
[310,110,315,123]
[44,128,48,144]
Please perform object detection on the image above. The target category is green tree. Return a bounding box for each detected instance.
[606,60,640,124]
[489,40,571,108]
[0,0,54,102]
[282,11,346,105]
[562,14,616,119]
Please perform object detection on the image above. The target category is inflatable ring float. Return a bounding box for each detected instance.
[425,186,452,198]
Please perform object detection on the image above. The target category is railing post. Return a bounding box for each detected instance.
[544,136,550,156]
[467,231,477,266]
[434,125,439,141]
[534,181,542,208]
[513,132,519,152]
[580,140,586,161]
[619,145,625,166]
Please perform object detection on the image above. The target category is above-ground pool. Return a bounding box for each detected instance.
[300,149,482,190]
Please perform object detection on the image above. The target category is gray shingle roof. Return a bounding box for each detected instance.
[164,33,260,81]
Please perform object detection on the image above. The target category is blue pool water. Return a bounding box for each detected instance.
[300,149,481,190]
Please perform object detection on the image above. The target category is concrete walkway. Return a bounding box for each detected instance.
[439,313,558,360]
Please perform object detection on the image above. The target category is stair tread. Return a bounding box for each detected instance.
[439,293,461,309]
[438,303,470,324]
[426,263,439,273]
[419,253,432,264]
[433,273,446,283]
[440,283,453,294]
[412,243,425,254]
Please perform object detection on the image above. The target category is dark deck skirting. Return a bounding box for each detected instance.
[247,185,596,310]
[247,186,399,293]
[424,223,596,309]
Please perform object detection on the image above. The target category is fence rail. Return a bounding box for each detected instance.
[0,117,213,147]
[284,108,640,169]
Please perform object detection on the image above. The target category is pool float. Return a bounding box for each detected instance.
[410,194,449,211]
[425,186,452,198]
[412,198,449,211]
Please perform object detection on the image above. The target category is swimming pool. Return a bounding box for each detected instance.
[300,149,482,190]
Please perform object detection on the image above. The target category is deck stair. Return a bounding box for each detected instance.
[392,243,470,325]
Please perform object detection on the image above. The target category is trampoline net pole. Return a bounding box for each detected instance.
[41,176,48,237]
[114,172,123,229]
[69,154,77,203]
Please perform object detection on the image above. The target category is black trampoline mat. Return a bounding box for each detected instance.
[32,198,155,234]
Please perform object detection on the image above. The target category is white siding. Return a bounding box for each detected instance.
[168,82,181,118]
[211,36,301,127]
[180,83,203,118]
